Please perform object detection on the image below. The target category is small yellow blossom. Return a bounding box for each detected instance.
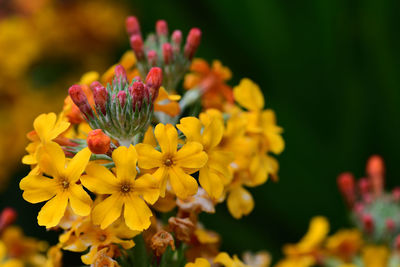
[214,252,250,267]
[185,257,211,267]
[136,123,208,199]
[361,245,389,267]
[81,145,159,231]
[20,142,92,228]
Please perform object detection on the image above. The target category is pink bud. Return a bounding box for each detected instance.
[87,129,111,155]
[172,30,182,53]
[362,214,374,234]
[358,178,370,199]
[91,81,108,115]
[393,187,400,201]
[117,91,127,108]
[130,34,144,60]
[156,20,168,36]
[147,50,158,66]
[129,81,149,111]
[115,65,127,84]
[133,76,142,82]
[145,67,163,102]
[126,16,141,36]
[184,28,201,59]
[0,208,17,232]
[162,43,173,64]
[386,218,396,232]
[68,85,93,118]
[337,172,356,207]
[366,155,385,197]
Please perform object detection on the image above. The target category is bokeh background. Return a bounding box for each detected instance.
[1,0,400,264]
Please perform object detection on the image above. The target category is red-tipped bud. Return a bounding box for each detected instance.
[337,172,356,207]
[393,187,400,201]
[145,67,163,102]
[147,50,158,66]
[133,76,142,82]
[115,65,127,84]
[129,81,149,111]
[386,218,396,232]
[395,235,400,250]
[162,43,173,64]
[91,81,108,115]
[130,34,144,60]
[0,207,17,231]
[87,129,110,155]
[126,16,141,36]
[117,91,127,108]
[358,178,370,199]
[156,20,168,36]
[184,28,201,59]
[172,30,182,53]
[68,85,93,118]
[366,155,385,197]
[362,214,374,234]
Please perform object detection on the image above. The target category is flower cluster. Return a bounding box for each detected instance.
[276,156,400,267]
[18,15,283,266]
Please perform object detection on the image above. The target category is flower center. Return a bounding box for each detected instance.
[120,182,131,193]
[164,158,173,167]
[98,234,107,242]
[60,178,69,190]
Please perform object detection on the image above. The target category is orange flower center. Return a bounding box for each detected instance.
[120,182,131,194]
[60,178,69,190]
[164,158,173,167]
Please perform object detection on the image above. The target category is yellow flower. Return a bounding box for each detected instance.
[185,258,211,267]
[81,145,160,231]
[22,112,70,166]
[226,182,254,219]
[361,245,389,267]
[136,123,208,199]
[274,257,315,267]
[325,229,363,262]
[154,87,181,117]
[177,112,233,199]
[214,252,250,267]
[20,142,92,228]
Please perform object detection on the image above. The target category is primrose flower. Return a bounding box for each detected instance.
[81,145,159,231]
[177,112,233,200]
[136,123,208,199]
[20,142,92,228]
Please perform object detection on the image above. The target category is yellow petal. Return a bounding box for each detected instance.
[143,126,157,146]
[81,246,98,265]
[92,193,124,229]
[185,258,211,267]
[68,184,92,216]
[227,187,254,219]
[33,113,57,142]
[214,252,234,266]
[38,142,65,178]
[175,142,208,170]
[154,123,178,155]
[207,150,234,181]
[80,71,99,85]
[233,78,264,111]
[168,166,198,199]
[81,163,119,194]
[133,174,160,204]
[177,117,202,143]
[136,143,163,169]
[152,167,168,198]
[65,147,91,183]
[38,192,69,228]
[124,195,153,231]
[112,145,138,180]
[202,117,224,150]
[199,167,224,200]
[20,175,58,203]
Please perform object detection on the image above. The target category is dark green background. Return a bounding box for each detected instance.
[2,0,400,263]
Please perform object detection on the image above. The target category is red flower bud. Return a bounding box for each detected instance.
[162,43,173,64]
[366,155,385,197]
[337,172,355,207]
[87,129,111,155]
[156,20,168,36]
[172,30,182,53]
[184,28,201,59]
[358,178,370,199]
[0,207,17,232]
[147,50,158,66]
[91,81,108,115]
[130,34,144,60]
[395,235,400,250]
[386,218,395,232]
[145,67,163,102]
[68,85,93,118]
[126,16,141,36]
[129,81,149,111]
[117,91,127,108]
[362,214,374,234]
[115,65,127,84]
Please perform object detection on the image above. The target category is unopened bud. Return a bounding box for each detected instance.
[172,30,182,46]
[145,67,163,102]
[147,50,158,66]
[126,16,141,36]
[129,81,149,111]
[162,43,173,64]
[358,178,370,199]
[68,85,93,118]
[366,155,385,197]
[395,235,400,250]
[184,28,201,59]
[117,91,127,108]
[91,81,108,115]
[386,218,396,232]
[87,129,111,155]
[337,172,355,207]
[133,76,142,82]
[130,34,144,60]
[362,214,374,234]
[0,207,17,232]
[150,230,175,257]
[156,20,168,36]
[393,187,400,201]
[115,65,127,84]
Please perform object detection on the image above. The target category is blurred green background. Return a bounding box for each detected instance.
[2,0,400,263]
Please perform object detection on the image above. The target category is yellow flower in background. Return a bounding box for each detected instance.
[225,174,255,219]
[325,229,363,262]
[22,112,70,166]
[154,87,181,117]
[214,252,250,267]
[81,145,159,231]
[361,245,389,267]
[177,112,233,200]
[136,123,208,199]
[20,142,92,228]
[185,257,211,267]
